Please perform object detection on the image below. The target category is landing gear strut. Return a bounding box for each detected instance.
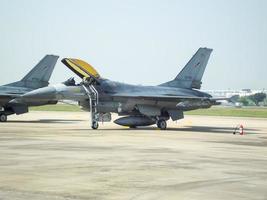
[157,119,167,130]
[0,114,7,122]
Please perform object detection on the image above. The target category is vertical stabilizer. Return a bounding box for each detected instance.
[160,48,212,89]
[7,55,59,89]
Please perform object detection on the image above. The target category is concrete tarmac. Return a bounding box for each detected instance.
[0,111,267,200]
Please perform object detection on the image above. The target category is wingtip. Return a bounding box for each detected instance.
[45,54,60,59]
[200,47,213,52]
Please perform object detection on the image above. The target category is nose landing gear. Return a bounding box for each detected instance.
[82,82,99,130]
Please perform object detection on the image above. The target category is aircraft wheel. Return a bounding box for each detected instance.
[92,121,99,130]
[0,114,7,122]
[157,119,167,130]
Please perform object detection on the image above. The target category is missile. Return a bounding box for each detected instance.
[114,116,155,127]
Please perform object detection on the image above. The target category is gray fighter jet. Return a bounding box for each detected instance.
[0,55,59,122]
[14,48,230,129]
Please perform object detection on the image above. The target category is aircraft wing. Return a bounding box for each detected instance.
[110,93,210,101]
[210,95,239,103]
[111,92,238,101]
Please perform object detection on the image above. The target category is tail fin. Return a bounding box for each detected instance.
[160,48,212,89]
[7,55,59,89]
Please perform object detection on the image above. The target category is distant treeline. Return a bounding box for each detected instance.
[238,92,267,106]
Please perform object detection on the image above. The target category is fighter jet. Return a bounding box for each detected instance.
[15,48,230,129]
[0,55,59,122]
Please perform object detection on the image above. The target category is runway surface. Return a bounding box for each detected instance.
[0,111,267,200]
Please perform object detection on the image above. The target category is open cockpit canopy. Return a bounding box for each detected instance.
[61,58,100,80]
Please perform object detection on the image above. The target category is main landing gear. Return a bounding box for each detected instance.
[92,120,99,130]
[0,113,7,122]
[156,119,167,130]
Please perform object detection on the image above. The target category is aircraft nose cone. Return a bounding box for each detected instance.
[21,86,57,101]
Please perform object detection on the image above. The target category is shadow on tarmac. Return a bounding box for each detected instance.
[6,119,84,124]
[68,125,259,134]
[4,119,259,134]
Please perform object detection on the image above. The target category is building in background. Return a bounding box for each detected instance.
[204,89,267,98]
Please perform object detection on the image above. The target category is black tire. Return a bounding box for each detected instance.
[0,114,7,122]
[91,121,99,130]
[157,119,167,130]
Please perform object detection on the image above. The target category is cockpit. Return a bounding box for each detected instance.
[62,77,78,86]
[62,77,99,87]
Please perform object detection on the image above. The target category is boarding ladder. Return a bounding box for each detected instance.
[81,83,99,129]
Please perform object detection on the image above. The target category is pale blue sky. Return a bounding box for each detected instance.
[0,0,266,89]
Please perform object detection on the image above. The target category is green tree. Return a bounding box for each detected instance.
[248,93,267,106]
[238,96,249,106]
